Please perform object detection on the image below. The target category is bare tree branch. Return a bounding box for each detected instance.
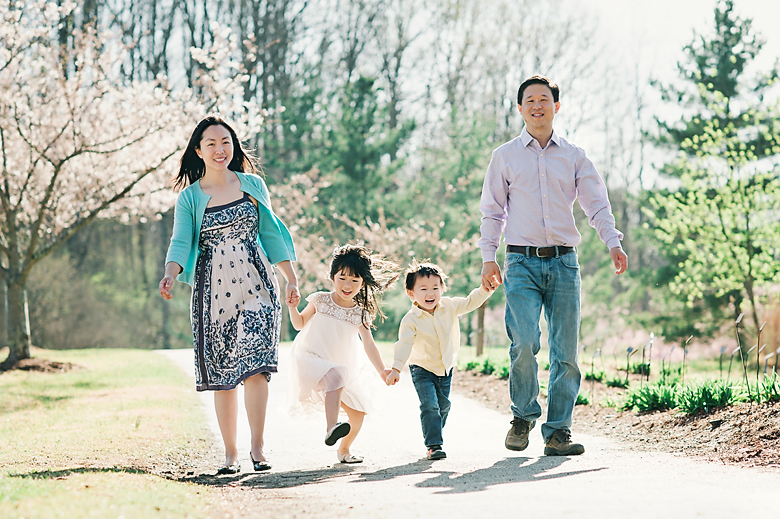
[27,147,180,273]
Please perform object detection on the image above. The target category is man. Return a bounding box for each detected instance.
[479,75,628,456]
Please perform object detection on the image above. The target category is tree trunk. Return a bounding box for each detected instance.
[159,211,172,349]
[0,279,8,349]
[3,279,31,366]
[464,309,472,346]
[475,302,486,356]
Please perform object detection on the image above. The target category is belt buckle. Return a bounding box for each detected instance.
[535,247,545,258]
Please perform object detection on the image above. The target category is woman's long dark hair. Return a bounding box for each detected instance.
[172,115,260,191]
[329,244,400,329]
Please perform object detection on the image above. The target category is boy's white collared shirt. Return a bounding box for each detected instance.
[392,286,492,376]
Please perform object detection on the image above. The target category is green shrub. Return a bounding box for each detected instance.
[606,376,629,389]
[480,358,495,375]
[585,370,604,382]
[630,362,651,376]
[752,374,780,403]
[622,383,677,412]
[599,396,621,408]
[463,361,481,372]
[576,392,590,406]
[676,380,740,415]
[495,364,510,380]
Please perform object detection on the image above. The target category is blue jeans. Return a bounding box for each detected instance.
[410,365,452,448]
[503,251,581,442]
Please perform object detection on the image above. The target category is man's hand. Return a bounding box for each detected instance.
[610,247,628,275]
[481,261,503,290]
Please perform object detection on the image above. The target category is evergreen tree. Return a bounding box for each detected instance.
[647,0,780,339]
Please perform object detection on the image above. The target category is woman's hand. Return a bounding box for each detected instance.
[286,283,300,307]
[159,262,182,300]
[159,274,175,300]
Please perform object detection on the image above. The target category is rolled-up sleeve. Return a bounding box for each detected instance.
[391,316,417,372]
[478,150,509,263]
[574,152,623,250]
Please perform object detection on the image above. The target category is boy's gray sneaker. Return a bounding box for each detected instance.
[543,429,585,456]
[505,417,534,451]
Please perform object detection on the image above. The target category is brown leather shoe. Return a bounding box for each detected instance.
[505,417,534,451]
[544,429,585,456]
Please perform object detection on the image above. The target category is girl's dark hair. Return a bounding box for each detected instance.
[329,244,400,328]
[172,115,260,191]
[404,259,448,292]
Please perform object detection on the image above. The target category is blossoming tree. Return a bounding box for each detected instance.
[0,2,189,366]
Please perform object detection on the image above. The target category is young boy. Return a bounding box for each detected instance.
[386,261,494,460]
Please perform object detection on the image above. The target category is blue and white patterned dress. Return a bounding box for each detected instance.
[192,193,280,391]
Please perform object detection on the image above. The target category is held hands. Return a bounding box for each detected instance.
[385,368,400,386]
[610,247,628,275]
[286,283,300,307]
[481,261,502,291]
[380,368,395,386]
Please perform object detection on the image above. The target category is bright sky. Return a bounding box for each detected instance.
[585,0,780,79]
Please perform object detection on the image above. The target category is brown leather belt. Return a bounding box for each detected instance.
[506,245,575,257]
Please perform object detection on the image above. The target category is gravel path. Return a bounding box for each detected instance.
[158,347,779,518]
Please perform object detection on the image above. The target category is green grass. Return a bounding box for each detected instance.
[575,392,590,405]
[622,383,678,412]
[0,348,216,519]
[605,376,629,389]
[675,379,742,414]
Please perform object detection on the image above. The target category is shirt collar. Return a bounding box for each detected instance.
[411,302,435,317]
[520,127,560,149]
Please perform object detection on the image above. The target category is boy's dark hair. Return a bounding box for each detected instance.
[405,260,448,292]
[329,244,400,328]
[517,75,560,105]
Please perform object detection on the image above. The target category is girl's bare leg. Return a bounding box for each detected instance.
[325,388,344,430]
[244,373,269,462]
[214,389,239,465]
[338,403,365,456]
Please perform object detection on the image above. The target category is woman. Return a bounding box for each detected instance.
[159,115,298,474]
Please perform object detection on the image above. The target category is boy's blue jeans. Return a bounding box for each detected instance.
[503,251,581,442]
[410,364,452,448]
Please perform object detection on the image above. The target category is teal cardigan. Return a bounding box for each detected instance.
[165,172,297,286]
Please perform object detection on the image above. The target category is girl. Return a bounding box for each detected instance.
[287,245,397,463]
[159,115,299,474]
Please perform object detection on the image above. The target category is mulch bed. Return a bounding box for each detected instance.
[0,356,82,374]
[452,369,780,470]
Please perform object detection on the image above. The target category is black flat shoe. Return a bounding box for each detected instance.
[325,422,351,446]
[250,452,272,471]
[217,461,240,475]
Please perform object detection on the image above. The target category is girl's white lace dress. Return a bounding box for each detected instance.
[289,291,380,414]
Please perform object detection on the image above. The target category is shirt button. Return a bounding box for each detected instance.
[545,215,549,218]
[543,194,547,197]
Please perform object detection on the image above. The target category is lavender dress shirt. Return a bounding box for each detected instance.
[478,128,623,263]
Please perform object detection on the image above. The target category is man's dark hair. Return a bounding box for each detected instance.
[517,75,560,105]
[405,260,448,292]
